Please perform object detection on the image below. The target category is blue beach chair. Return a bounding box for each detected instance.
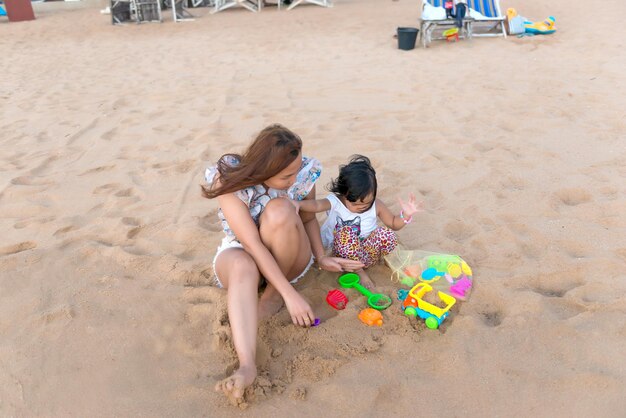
[1,5,7,17]
[465,0,507,38]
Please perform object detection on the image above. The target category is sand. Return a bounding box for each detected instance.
[1,0,625,416]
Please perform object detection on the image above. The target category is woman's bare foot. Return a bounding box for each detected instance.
[214,365,257,406]
[258,284,284,320]
[357,269,375,290]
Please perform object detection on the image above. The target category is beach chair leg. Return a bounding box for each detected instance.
[212,0,236,13]
[172,0,194,21]
[466,20,473,41]
[286,0,302,10]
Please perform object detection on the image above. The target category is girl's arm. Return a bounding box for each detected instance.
[376,199,407,231]
[296,197,331,214]
[377,194,424,231]
[217,192,315,326]
[300,186,364,272]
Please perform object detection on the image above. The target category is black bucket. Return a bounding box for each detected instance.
[397,27,419,51]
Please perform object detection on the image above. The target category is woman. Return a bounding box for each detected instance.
[202,124,363,404]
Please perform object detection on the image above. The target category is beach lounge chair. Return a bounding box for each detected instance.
[131,0,162,22]
[419,0,472,47]
[465,0,506,37]
[419,0,505,47]
[282,0,332,11]
[111,0,161,24]
[172,0,195,21]
[212,0,261,13]
[111,0,132,24]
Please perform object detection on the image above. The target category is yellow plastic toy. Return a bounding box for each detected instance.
[442,27,459,42]
[507,8,556,36]
[398,283,456,329]
[524,16,556,35]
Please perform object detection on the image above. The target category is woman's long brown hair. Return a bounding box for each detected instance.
[201,124,302,199]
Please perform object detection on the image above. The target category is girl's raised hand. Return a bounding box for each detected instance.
[398,193,424,218]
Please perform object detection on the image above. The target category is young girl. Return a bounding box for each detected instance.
[202,125,363,405]
[293,155,422,289]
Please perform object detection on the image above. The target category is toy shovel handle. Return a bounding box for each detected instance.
[353,282,373,298]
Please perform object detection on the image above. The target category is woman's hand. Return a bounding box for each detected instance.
[398,193,424,219]
[283,291,316,327]
[317,255,364,273]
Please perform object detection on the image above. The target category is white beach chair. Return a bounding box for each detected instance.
[111,0,161,24]
[212,0,261,13]
[111,0,132,24]
[131,0,162,22]
[419,0,505,47]
[419,0,471,47]
[172,0,195,21]
[282,0,332,11]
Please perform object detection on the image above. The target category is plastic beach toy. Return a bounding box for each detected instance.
[358,308,383,326]
[338,273,392,310]
[326,289,348,310]
[524,16,556,35]
[398,283,456,329]
[385,249,474,301]
[443,27,459,42]
[421,268,446,281]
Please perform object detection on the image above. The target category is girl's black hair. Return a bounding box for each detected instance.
[329,155,377,210]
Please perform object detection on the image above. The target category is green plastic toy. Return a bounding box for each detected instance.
[338,273,392,310]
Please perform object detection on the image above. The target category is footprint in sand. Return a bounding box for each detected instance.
[443,220,476,242]
[0,241,37,256]
[174,134,195,147]
[40,304,76,325]
[542,298,587,320]
[183,287,219,305]
[79,165,116,176]
[501,175,526,192]
[122,217,141,227]
[101,128,118,141]
[555,188,592,207]
[10,176,53,186]
[520,272,584,298]
[179,269,215,288]
[479,309,504,327]
[92,183,120,195]
[14,216,56,230]
[53,225,78,236]
[472,141,496,153]
[559,240,591,259]
[198,213,222,233]
[114,188,134,197]
[126,226,142,239]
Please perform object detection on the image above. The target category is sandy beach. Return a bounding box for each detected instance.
[1,0,625,415]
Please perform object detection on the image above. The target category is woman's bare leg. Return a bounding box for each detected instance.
[213,249,261,406]
[257,198,312,319]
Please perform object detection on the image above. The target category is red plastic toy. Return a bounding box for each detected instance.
[326,289,348,310]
